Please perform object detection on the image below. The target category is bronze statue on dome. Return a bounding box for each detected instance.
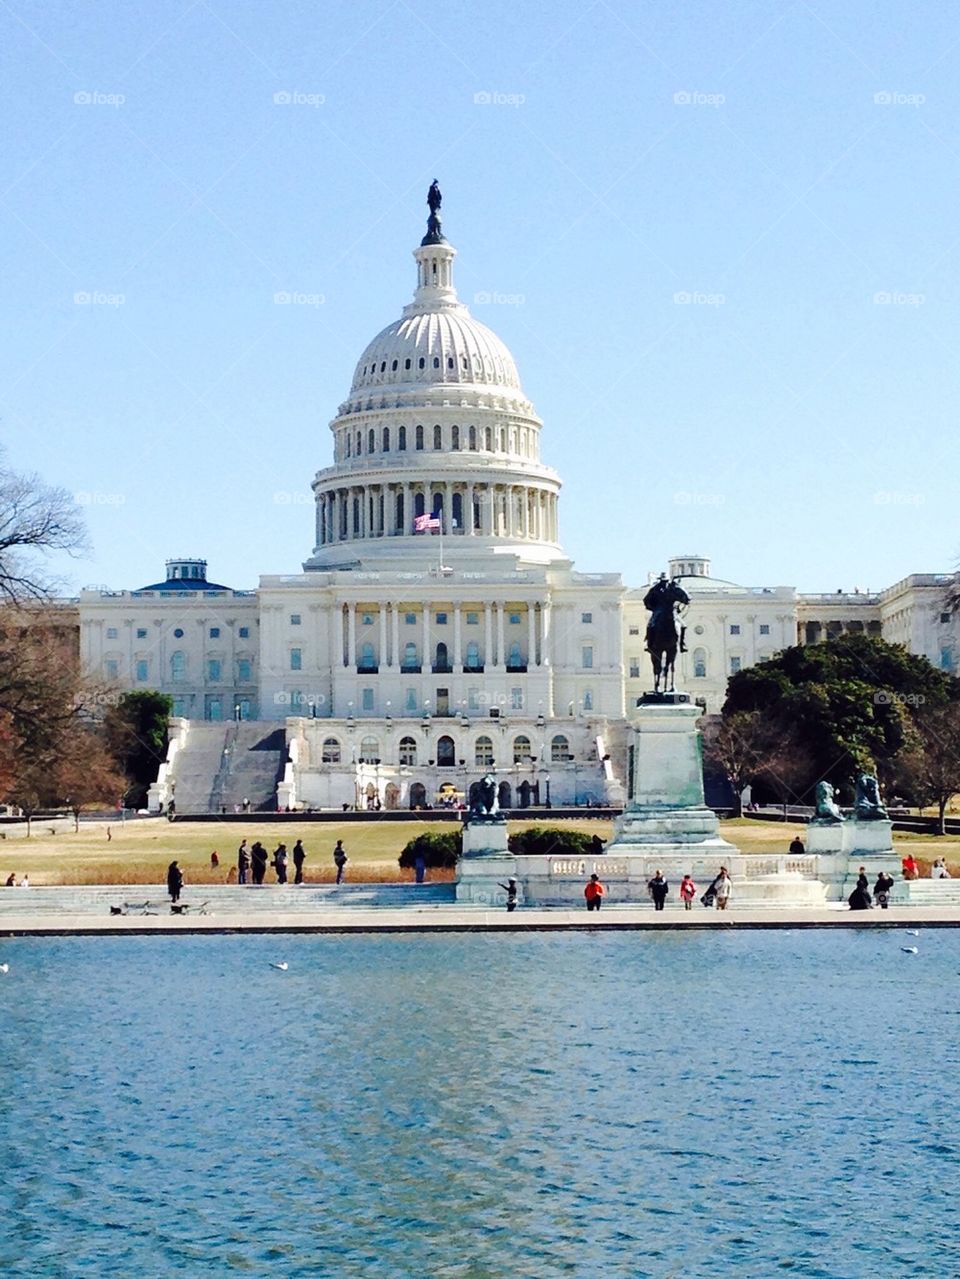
[428,180,442,215]
[422,180,446,247]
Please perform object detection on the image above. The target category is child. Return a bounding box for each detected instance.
[679,874,697,911]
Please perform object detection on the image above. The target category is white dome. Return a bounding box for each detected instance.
[350,308,522,395]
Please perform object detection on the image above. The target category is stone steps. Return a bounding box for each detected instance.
[0,883,456,915]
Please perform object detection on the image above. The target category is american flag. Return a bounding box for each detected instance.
[414,513,441,532]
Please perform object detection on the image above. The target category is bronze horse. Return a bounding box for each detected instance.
[644,578,689,694]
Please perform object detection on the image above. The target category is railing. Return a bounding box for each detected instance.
[432,664,453,674]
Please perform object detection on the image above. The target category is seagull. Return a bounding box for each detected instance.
[905,929,920,937]
[270,962,289,971]
[0,963,8,974]
[900,946,918,955]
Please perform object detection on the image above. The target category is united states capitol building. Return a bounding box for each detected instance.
[77,193,958,812]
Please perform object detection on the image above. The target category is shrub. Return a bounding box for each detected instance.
[398,830,462,869]
[508,826,595,857]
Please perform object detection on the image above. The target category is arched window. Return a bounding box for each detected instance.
[382,426,390,452]
[484,426,492,450]
[346,435,351,457]
[693,647,707,678]
[359,736,380,763]
[170,651,186,681]
[465,640,481,670]
[433,424,442,450]
[402,642,418,671]
[437,735,455,766]
[452,492,463,530]
[368,429,375,454]
[475,735,494,766]
[352,496,360,536]
[395,491,404,532]
[415,424,424,450]
[355,431,361,455]
[451,425,460,450]
[433,356,440,369]
[513,734,532,763]
[418,357,425,370]
[434,641,449,671]
[551,734,570,762]
[414,491,425,517]
[359,642,376,671]
[391,359,398,371]
[322,737,341,763]
[468,425,477,450]
[398,425,406,451]
[399,736,417,766]
[507,641,523,670]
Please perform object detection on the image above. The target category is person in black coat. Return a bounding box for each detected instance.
[647,870,669,911]
[848,866,872,910]
[250,842,268,886]
[166,860,183,903]
[873,870,894,909]
[292,839,306,884]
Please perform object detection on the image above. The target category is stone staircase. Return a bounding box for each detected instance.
[168,722,287,814]
[894,879,960,906]
[0,883,456,916]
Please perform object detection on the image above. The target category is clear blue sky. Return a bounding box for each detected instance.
[1,0,954,596]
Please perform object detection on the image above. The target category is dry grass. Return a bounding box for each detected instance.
[5,814,958,885]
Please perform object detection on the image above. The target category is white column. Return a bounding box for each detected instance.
[348,604,357,668]
[453,604,462,670]
[390,605,399,668]
[467,483,475,535]
[379,607,387,668]
[484,603,493,669]
[444,482,452,530]
[527,604,536,667]
[496,602,505,669]
[541,600,551,667]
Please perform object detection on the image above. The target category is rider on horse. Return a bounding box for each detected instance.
[643,574,689,653]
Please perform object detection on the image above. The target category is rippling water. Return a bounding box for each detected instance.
[1,930,958,1277]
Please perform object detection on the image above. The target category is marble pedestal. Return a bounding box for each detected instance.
[456,816,517,905]
[805,818,898,899]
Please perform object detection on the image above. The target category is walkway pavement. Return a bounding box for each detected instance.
[1,896,959,935]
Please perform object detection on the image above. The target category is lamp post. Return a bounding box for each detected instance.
[545,771,551,808]
[234,703,241,722]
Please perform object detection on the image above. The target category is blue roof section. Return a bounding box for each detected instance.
[138,577,233,592]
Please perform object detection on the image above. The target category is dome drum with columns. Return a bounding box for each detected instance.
[305,214,562,570]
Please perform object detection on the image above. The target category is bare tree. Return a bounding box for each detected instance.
[894,703,960,835]
[0,458,87,604]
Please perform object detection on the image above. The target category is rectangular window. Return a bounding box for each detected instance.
[468,687,480,710]
[208,659,221,681]
[362,613,374,625]
[209,627,220,638]
[509,612,521,625]
[435,612,447,625]
[629,659,640,678]
[582,646,594,669]
[581,612,593,624]
[290,614,301,626]
[511,687,523,710]
[759,624,770,636]
[238,626,249,638]
[105,659,119,679]
[466,612,478,624]
[238,659,252,682]
[361,688,374,711]
[135,659,148,681]
[405,612,416,625]
[629,626,639,636]
[172,697,187,717]
[730,656,741,674]
[941,613,952,624]
[941,648,955,672]
[730,625,740,636]
[290,648,302,671]
[405,687,417,712]
[136,628,147,639]
[583,690,593,711]
[106,627,118,640]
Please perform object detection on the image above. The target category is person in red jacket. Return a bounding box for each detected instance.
[679,874,697,910]
[584,874,605,911]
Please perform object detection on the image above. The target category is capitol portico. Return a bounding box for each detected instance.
[76,190,959,812]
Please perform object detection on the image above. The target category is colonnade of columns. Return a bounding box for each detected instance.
[315,481,559,547]
[338,600,552,671]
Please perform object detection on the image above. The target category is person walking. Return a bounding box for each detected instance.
[648,870,669,911]
[679,874,697,911]
[333,840,348,885]
[237,839,249,885]
[714,867,732,911]
[250,841,268,886]
[292,839,306,884]
[272,844,288,885]
[498,877,519,912]
[584,873,605,911]
[873,870,894,909]
[166,860,184,903]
